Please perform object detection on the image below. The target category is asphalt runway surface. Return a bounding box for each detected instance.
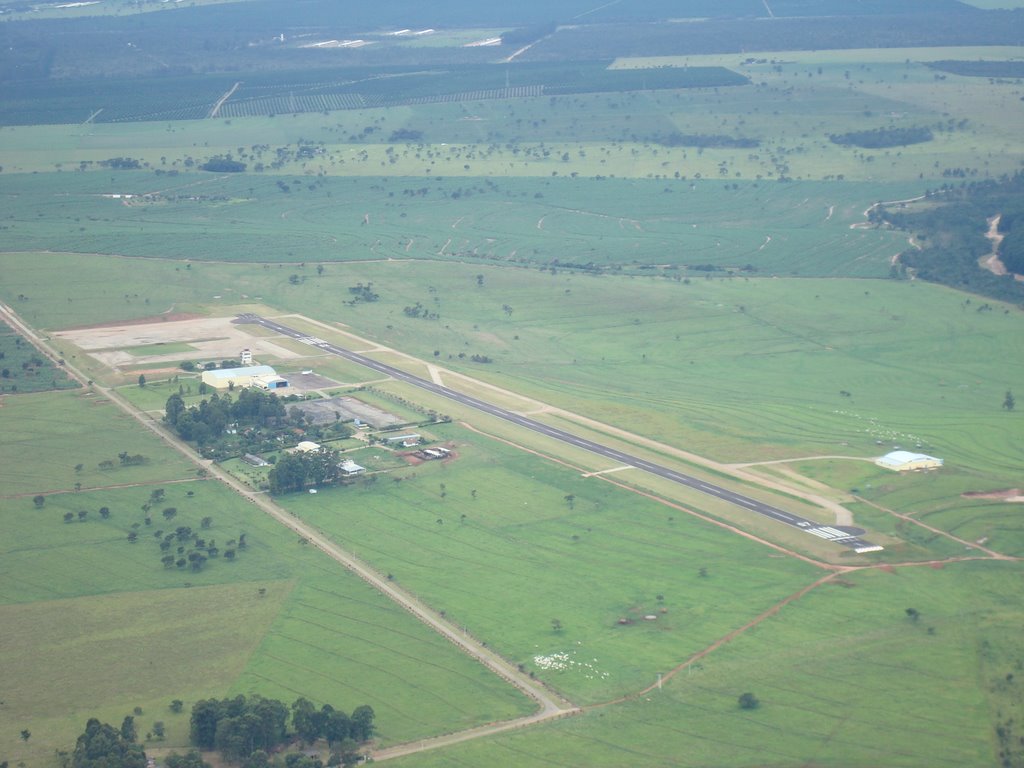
[237,314,881,553]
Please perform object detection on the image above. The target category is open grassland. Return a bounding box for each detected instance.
[0,389,195,496]
[0,390,533,765]
[281,422,823,704]
[0,581,291,767]
[387,562,1018,767]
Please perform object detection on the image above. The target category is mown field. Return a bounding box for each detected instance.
[0,389,533,766]
[386,561,1018,767]
[280,422,823,704]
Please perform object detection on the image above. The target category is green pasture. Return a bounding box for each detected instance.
[0,412,533,765]
[0,581,292,768]
[0,389,195,496]
[0,173,920,276]
[280,422,822,704]
[389,561,1018,767]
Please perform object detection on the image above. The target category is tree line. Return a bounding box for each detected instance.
[190,694,374,763]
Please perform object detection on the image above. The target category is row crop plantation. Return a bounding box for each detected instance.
[0,63,747,126]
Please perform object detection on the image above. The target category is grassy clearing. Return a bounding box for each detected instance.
[0,389,195,496]
[0,318,78,394]
[279,422,822,704]
[387,561,1017,767]
[0,581,292,767]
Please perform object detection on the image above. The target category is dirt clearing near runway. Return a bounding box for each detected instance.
[54,316,300,369]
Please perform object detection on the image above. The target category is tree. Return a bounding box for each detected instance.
[152,722,165,739]
[20,729,31,741]
[738,692,760,710]
[78,509,88,522]
[121,716,136,742]
[551,618,563,632]
[905,607,920,622]
[291,698,319,744]
[72,718,146,768]
[563,494,575,510]
[138,374,146,387]
[1004,390,1016,411]
[100,507,111,519]
[64,511,75,523]
[165,751,208,768]
[33,494,45,508]
[349,705,374,743]
[169,700,184,714]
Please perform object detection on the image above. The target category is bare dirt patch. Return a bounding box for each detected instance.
[54,316,301,370]
[963,488,1024,503]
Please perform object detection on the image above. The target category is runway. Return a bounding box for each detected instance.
[236,314,881,553]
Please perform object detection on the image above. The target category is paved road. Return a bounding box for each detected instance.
[237,314,882,553]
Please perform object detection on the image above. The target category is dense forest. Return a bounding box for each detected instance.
[879,173,1024,303]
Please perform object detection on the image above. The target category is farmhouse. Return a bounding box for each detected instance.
[875,450,944,472]
[338,459,365,476]
[201,365,289,391]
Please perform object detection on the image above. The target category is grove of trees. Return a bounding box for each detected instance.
[189,695,374,763]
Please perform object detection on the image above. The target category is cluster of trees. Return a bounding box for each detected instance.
[347,282,379,303]
[268,448,342,494]
[655,132,759,149]
[101,157,142,170]
[880,172,1024,303]
[68,718,146,768]
[165,389,287,446]
[829,126,933,149]
[200,156,247,173]
[190,695,374,763]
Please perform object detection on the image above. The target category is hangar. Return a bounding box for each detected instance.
[201,365,289,391]
[875,450,944,472]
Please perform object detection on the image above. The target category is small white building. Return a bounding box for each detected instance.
[240,348,253,366]
[338,459,365,476]
[875,451,943,472]
[295,441,322,453]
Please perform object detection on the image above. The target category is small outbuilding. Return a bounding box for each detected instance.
[295,441,322,453]
[875,450,943,472]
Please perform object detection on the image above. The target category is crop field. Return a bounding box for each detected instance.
[386,561,1019,767]
[0,174,920,275]
[0,63,746,126]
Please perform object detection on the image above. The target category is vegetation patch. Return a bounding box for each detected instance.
[829,126,934,149]
[0,319,77,394]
